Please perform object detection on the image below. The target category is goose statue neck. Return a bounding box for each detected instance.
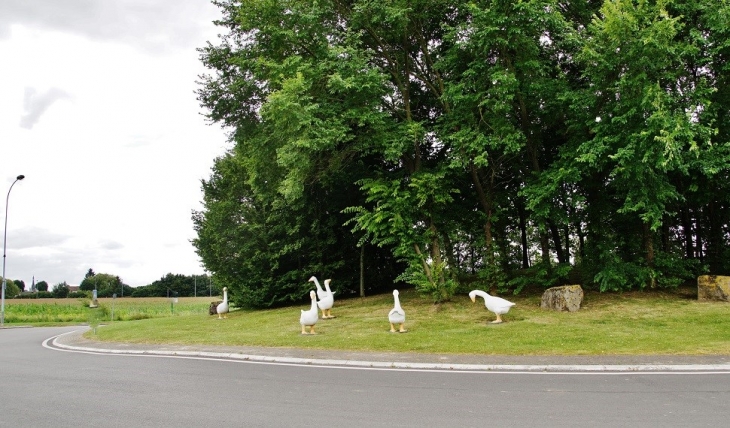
[308,276,326,300]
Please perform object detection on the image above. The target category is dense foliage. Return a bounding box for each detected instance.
[194,0,730,307]
[52,282,70,298]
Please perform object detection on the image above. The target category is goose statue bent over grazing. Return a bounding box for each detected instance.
[469,289,515,324]
[388,289,407,333]
[216,287,229,319]
[300,290,319,334]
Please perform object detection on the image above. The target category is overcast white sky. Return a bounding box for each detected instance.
[0,0,230,287]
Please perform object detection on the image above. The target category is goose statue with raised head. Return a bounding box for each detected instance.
[216,287,229,319]
[309,276,326,299]
[300,290,319,334]
[388,289,407,333]
[308,276,335,319]
[469,289,515,324]
[321,279,335,318]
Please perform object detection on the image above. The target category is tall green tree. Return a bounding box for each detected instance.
[196,0,423,306]
[195,0,730,302]
[565,0,720,289]
[2,279,20,298]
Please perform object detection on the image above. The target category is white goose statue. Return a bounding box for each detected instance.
[300,290,319,334]
[308,276,335,319]
[216,287,229,319]
[321,279,335,318]
[388,289,407,333]
[469,289,515,324]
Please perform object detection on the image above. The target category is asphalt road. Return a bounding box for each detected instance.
[2,326,729,427]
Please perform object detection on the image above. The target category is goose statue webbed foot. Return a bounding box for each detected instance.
[390,323,407,333]
[301,325,316,335]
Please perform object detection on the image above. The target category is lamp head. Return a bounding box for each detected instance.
[16,175,25,180]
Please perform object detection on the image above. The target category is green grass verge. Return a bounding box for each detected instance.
[85,287,730,356]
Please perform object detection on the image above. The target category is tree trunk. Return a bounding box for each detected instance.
[682,208,693,259]
[696,207,704,264]
[468,161,495,264]
[360,245,365,297]
[643,221,656,288]
[429,222,445,285]
[643,222,655,268]
[539,228,551,266]
[564,224,570,263]
[548,219,565,264]
[518,201,530,268]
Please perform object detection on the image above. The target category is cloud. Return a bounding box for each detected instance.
[0,0,219,53]
[11,226,72,249]
[8,235,129,286]
[19,87,71,129]
[99,239,124,251]
[11,247,91,286]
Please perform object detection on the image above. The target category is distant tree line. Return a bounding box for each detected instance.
[193,0,730,308]
[79,270,220,298]
[8,270,219,300]
[9,279,83,299]
[130,273,221,298]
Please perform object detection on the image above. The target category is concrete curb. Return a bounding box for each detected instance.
[47,329,730,373]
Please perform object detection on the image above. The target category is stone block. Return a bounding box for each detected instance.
[541,284,583,312]
[697,275,730,302]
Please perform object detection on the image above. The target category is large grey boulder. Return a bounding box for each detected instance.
[697,275,730,302]
[541,285,583,312]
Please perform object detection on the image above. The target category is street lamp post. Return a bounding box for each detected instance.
[1,174,25,326]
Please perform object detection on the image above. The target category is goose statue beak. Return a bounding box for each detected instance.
[470,295,476,303]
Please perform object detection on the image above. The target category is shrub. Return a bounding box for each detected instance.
[68,291,90,298]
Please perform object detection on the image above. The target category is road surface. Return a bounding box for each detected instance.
[1,326,728,427]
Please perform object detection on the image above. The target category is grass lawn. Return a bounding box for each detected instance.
[79,286,730,356]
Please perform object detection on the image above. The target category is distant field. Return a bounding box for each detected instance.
[3,297,216,325]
